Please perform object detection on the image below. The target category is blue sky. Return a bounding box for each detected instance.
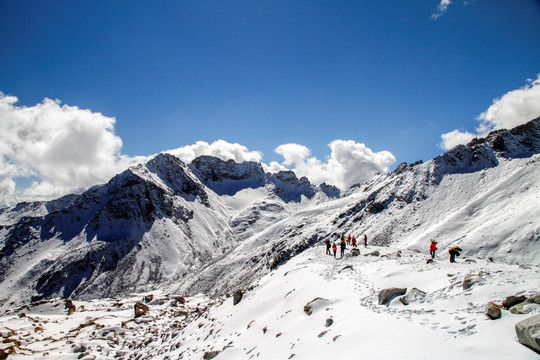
[1,1,539,203]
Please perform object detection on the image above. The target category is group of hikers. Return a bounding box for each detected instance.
[325,233,367,259]
[429,239,462,263]
[324,235,463,263]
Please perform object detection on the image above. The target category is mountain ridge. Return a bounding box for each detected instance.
[0,118,538,308]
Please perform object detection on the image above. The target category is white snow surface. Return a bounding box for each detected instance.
[1,245,538,359]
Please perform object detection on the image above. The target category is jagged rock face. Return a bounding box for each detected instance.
[189,155,265,196]
[267,171,315,202]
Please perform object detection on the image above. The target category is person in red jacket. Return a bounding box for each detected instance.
[332,243,337,258]
[351,236,357,247]
[429,240,438,259]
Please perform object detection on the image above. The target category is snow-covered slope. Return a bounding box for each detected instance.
[0,119,539,311]
[1,245,538,359]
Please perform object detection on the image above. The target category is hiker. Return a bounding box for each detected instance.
[429,239,438,259]
[325,239,331,255]
[340,239,346,258]
[364,234,367,248]
[448,246,462,263]
[351,236,357,247]
[347,235,351,245]
[332,243,337,258]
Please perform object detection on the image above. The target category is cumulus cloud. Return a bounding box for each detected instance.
[0,93,147,205]
[431,0,452,19]
[167,140,263,163]
[440,74,540,150]
[273,141,396,189]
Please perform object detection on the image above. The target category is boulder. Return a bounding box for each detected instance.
[304,297,329,315]
[350,248,361,256]
[515,314,540,354]
[143,294,154,303]
[203,351,221,359]
[399,288,427,306]
[65,299,76,315]
[365,250,380,257]
[378,287,407,306]
[462,274,484,290]
[530,293,540,304]
[485,302,502,320]
[325,318,334,327]
[233,289,244,305]
[0,349,6,360]
[510,301,540,315]
[134,302,149,317]
[502,295,527,310]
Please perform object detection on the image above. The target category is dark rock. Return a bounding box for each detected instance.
[65,299,76,315]
[304,297,329,315]
[350,248,360,256]
[325,318,334,327]
[338,265,353,274]
[143,294,154,303]
[515,314,540,354]
[318,330,327,338]
[203,350,221,359]
[134,302,149,317]
[485,302,502,320]
[426,259,434,264]
[233,289,244,305]
[378,287,407,306]
[0,349,6,360]
[502,295,527,310]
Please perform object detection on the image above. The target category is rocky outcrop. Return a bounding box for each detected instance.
[190,156,265,196]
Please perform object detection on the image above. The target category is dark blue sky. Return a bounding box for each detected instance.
[1,0,539,165]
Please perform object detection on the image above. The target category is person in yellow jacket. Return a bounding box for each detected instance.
[448,246,462,263]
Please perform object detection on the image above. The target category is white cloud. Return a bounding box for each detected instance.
[431,0,452,19]
[0,93,147,205]
[167,140,263,163]
[273,141,396,189]
[440,74,540,150]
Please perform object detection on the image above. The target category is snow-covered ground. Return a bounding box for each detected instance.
[1,244,538,359]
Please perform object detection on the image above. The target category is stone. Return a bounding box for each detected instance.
[338,265,353,274]
[350,248,361,256]
[65,299,77,315]
[365,250,380,257]
[325,318,334,327]
[143,294,154,303]
[134,302,149,317]
[510,300,540,315]
[515,314,540,354]
[529,293,540,304]
[502,295,527,310]
[203,351,220,359]
[399,288,427,306]
[485,302,502,320]
[304,297,329,315]
[378,287,407,306]
[462,274,483,290]
[0,349,6,360]
[233,289,244,305]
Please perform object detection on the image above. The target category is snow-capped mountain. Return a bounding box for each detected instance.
[0,118,539,310]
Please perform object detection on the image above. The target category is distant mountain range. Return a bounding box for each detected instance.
[0,118,538,309]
